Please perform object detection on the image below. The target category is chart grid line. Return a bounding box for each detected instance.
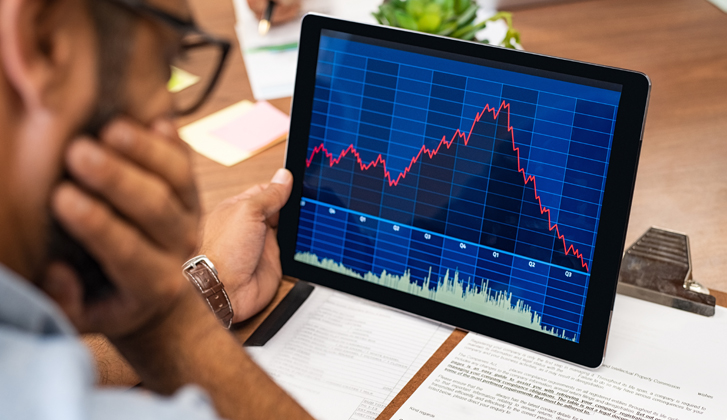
[296,34,621,341]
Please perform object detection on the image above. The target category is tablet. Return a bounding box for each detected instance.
[278,14,650,368]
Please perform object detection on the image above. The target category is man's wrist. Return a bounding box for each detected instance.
[109,284,223,393]
[111,283,203,348]
[183,255,234,328]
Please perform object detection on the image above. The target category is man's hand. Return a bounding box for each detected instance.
[44,123,313,420]
[44,118,200,338]
[246,0,301,25]
[199,169,293,323]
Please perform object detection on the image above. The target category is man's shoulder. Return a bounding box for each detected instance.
[0,264,75,336]
[0,324,93,419]
[0,266,222,420]
[0,327,220,420]
[91,386,221,420]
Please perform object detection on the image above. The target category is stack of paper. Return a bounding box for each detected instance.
[246,286,453,420]
[391,295,727,419]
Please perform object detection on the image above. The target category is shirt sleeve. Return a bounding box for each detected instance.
[0,326,224,420]
[0,268,225,420]
[89,385,224,420]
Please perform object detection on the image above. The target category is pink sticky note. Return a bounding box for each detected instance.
[211,101,290,152]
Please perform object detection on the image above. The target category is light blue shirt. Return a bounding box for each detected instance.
[0,264,222,420]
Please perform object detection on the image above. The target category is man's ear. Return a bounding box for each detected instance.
[0,0,85,112]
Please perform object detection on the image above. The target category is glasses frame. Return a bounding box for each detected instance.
[100,0,231,115]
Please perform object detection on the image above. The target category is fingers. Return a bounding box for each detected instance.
[101,119,199,212]
[50,118,203,338]
[246,0,301,24]
[268,0,299,6]
[51,182,182,300]
[65,137,198,255]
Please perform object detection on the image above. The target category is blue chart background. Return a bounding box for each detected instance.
[295,32,621,341]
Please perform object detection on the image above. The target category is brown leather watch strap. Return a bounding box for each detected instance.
[183,256,234,329]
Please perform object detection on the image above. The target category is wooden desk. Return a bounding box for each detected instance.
[85,0,727,389]
[183,0,727,329]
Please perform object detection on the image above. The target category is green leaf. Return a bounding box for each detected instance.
[405,0,425,17]
[472,18,489,31]
[451,18,486,39]
[395,9,419,30]
[455,3,478,26]
[457,27,478,40]
[451,24,473,39]
[372,10,384,25]
[439,0,454,13]
[455,12,476,29]
[437,20,458,35]
[501,27,521,49]
[481,11,520,48]
[442,8,455,22]
[455,0,471,14]
[484,11,512,26]
[417,12,442,32]
[380,3,397,26]
[423,2,442,15]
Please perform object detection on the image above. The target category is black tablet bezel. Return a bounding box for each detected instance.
[278,14,650,368]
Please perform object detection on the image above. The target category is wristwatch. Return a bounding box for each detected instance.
[182,255,234,329]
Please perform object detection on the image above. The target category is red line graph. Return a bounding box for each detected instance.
[305,100,590,272]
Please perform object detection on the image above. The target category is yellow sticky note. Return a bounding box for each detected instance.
[179,100,290,166]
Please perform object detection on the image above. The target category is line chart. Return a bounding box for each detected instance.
[293,32,621,341]
[305,101,590,272]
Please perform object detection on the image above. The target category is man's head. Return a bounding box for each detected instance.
[0,0,190,283]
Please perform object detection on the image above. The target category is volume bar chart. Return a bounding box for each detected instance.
[295,32,620,341]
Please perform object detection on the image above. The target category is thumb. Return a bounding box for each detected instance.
[249,168,293,219]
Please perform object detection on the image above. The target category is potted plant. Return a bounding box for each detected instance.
[373,0,520,49]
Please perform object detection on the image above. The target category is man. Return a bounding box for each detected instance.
[0,0,314,418]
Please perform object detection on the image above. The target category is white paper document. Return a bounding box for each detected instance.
[393,295,727,420]
[246,286,453,420]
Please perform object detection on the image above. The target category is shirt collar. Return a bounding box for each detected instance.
[0,264,76,336]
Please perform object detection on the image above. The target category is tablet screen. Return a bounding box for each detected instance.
[293,29,623,343]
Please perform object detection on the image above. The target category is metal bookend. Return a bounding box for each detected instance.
[617,227,716,316]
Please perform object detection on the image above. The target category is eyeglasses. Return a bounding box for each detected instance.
[100,0,231,116]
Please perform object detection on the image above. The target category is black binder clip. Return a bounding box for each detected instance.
[617,227,716,316]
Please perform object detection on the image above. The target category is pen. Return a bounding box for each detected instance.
[258,1,275,36]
